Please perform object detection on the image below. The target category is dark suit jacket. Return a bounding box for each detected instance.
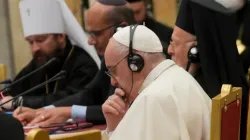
[53,59,114,124]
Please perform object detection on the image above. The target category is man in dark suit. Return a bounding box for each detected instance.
[13,0,136,126]
[126,0,173,57]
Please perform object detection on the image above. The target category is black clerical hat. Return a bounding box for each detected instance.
[175,0,195,35]
[98,0,127,6]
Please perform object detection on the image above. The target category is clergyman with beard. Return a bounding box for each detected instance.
[0,0,100,110]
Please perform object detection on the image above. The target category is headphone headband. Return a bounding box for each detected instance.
[129,25,139,55]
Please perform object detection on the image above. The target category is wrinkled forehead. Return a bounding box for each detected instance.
[105,39,125,67]
[172,26,196,43]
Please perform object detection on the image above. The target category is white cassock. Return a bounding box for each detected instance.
[104,60,211,140]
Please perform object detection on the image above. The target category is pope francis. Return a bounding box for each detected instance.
[102,25,211,140]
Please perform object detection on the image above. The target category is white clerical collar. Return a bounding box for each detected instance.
[138,59,176,93]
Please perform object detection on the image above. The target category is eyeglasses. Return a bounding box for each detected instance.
[105,55,128,79]
[88,23,119,39]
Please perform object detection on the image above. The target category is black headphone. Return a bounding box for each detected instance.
[128,25,144,72]
[114,24,145,72]
[188,46,200,63]
[127,25,144,72]
[186,46,200,71]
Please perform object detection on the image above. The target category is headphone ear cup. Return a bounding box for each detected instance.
[188,46,200,63]
[128,54,144,72]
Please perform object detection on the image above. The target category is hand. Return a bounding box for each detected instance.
[0,96,14,110]
[27,107,71,127]
[13,107,37,126]
[102,88,129,132]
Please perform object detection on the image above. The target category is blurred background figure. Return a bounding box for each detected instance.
[127,0,173,58]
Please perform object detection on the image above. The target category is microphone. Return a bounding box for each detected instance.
[0,70,66,107]
[0,57,59,93]
[0,79,12,85]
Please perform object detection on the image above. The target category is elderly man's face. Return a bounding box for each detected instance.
[168,26,197,69]
[105,39,133,94]
[86,5,116,56]
[26,34,65,66]
[129,1,147,24]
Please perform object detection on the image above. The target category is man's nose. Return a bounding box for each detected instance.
[31,43,40,53]
[167,44,174,56]
[110,77,118,87]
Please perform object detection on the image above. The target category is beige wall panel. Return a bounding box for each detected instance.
[153,0,177,27]
[8,0,32,75]
[65,0,83,27]
[0,0,14,78]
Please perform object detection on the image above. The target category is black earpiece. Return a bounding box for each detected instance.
[127,25,144,72]
[186,46,200,71]
[188,46,200,63]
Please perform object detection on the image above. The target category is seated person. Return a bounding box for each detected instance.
[0,0,100,109]
[12,0,136,126]
[102,25,211,140]
[127,0,173,57]
[168,0,248,139]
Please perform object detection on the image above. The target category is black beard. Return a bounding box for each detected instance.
[34,47,63,68]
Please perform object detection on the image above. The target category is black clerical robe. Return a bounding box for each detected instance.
[9,39,99,109]
[190,2,249,139]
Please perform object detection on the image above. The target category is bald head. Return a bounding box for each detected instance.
[86,1,135,56]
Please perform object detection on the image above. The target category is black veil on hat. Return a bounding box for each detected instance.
[190,0,248,98]
[175,0,248,98]
[175,0,195,35]
[179,0,248,139]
